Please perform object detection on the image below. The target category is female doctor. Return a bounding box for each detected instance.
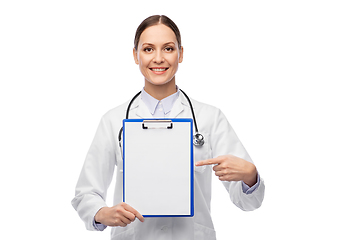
[72,15,265,240]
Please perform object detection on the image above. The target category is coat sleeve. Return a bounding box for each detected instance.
[209,108,265,211]
[71,115,116,231]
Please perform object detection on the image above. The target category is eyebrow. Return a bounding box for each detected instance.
[141,42,176,47]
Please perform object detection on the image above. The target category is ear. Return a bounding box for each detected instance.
[133,48,139,65]
[178,46,184,63]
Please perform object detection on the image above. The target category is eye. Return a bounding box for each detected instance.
[164,47,174,52]
[143,47,153,53]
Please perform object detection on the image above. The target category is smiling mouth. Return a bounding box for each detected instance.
[149,67,169,72]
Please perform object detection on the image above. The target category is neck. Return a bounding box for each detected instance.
[144,78,177,100]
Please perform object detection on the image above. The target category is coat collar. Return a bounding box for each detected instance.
[128,91,190,119]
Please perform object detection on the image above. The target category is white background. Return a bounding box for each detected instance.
[1,1,359,239]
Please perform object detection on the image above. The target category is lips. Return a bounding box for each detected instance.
[150,67,169,72]
[149,67,169,75]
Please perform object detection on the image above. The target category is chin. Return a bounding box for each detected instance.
[146,76,175,86]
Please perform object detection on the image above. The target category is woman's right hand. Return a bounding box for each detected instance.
[94,202,145,227]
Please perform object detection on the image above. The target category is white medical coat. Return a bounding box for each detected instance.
[72,92,265,240]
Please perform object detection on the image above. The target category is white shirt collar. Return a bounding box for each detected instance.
[141,87,180,115]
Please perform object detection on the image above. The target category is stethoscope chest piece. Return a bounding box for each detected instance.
[193,133,205,146]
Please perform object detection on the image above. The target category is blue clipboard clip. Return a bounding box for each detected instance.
[142,120,173,129]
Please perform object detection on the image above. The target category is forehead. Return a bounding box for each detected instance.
[139,24,177,46]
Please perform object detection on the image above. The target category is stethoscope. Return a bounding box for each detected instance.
[118,89,205,147]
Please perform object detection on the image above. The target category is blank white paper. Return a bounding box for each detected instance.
[123,119,193,217]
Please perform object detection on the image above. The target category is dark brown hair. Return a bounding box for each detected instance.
[134,15,181,51]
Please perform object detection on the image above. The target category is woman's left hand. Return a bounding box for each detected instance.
[195,155,258,186]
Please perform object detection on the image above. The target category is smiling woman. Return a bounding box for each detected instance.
[133,17,183,100]
[71,15,265,240]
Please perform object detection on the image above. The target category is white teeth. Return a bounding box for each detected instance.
[151,68,167,72]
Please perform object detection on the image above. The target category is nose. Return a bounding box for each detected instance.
[153,51,164,63]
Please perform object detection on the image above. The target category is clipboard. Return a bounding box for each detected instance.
[122,118,194,217]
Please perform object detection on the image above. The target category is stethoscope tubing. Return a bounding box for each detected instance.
[179,89,199,134]
[118,89,204,146]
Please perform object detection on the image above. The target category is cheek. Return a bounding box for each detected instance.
[138,54,151,67]
[168,55,180,67]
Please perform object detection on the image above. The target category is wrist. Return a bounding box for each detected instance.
[243,168,257,187]
[94,207,107,223]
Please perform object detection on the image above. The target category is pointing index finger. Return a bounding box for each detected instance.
[195,156,223,167]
